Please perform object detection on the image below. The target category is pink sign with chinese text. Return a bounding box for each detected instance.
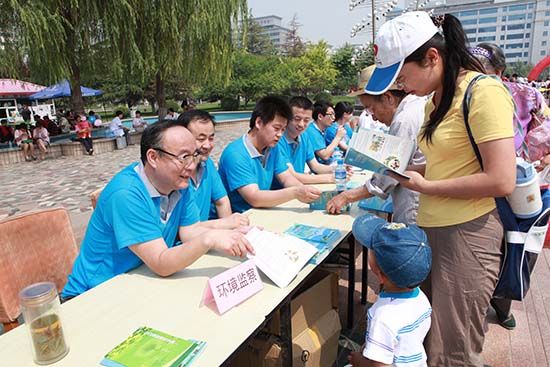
[201,259,263,314]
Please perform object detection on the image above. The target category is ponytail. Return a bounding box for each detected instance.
[405,14,484,143]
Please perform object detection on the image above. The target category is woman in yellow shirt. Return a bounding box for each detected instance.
[364,12,516,366]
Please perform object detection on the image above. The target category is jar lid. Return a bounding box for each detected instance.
[19,282,57,306]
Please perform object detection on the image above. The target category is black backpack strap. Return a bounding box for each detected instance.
[461,73,490,170]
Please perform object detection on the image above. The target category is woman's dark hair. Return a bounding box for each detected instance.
[140,119,183,164]
[334,102,354,121]
[476,43,506,72]
[405,14,484,143]
[249,96,292,130]
[89,110,95,115]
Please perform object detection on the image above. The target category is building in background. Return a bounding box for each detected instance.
[388,0,550,66]
[251,15,292,50]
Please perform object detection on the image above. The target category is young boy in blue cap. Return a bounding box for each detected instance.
[348,214,432,367]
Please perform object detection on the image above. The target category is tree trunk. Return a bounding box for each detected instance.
[156,72,167,120]
[69,72,85,114]
[63,5,85,115]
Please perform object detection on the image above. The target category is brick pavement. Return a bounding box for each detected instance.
[0,122,249,241]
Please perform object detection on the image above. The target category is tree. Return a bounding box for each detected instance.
[294,42,338,96]
[282,14,305,57]
[331,43,375,94]
[3,1,143,113]
[240,11,276,56]
[506,62,534,78]
[134,0,247,119]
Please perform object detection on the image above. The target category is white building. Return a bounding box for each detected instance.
[388,0,550,65]
[251,15,292,50]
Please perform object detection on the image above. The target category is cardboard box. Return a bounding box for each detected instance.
[231,309,341,367]
[266,269,339,338]
[230,269,342,367]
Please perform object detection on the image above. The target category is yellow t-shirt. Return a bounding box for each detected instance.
[417,71,514,227]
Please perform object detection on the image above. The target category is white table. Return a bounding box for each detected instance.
[0,184,365,366]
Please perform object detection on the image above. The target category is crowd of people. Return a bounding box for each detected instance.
[5,9,549,367]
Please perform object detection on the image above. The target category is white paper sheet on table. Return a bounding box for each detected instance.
[245,227,317,288]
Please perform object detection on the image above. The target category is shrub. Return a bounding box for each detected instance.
[220,97,240,111]
[312,91,333,104]
[165,99,181,112]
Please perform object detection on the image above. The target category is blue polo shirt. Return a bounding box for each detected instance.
[325,122,353,146]
[62,162,200,297]
[303,121,329,163]
[278,131,314,174]
[218,135,289,213]
[190,158,227,221]
[272,132,315,189]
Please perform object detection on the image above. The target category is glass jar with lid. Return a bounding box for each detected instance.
[19,282,69,365]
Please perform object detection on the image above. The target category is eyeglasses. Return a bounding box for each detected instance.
[325,112,335,117]
[395,76,406,90]
[154,148,201,167]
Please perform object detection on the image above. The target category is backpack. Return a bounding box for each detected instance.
[462,74,550,301]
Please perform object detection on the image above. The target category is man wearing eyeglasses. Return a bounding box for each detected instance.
[218,96,322,213]
[62,119,254,299]
[302,100,347,164]
[177,109,249,227]
[272,96,335,189]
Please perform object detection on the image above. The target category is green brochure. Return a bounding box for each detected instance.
[101,327,206,367]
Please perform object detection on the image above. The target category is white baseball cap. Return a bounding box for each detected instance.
[365,11,439,95]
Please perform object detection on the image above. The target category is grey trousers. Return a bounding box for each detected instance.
[422,209,503,367]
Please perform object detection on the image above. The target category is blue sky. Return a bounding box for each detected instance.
[247,0,408,48]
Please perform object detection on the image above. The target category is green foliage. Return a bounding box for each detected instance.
[331,43,374,94]
[506,62,534,78]
[295,42,338,95]
[240,11,277,56]
[313,91,332,104]
[165,100,181,112]
[281,14,305,57]
[220,97,240,110]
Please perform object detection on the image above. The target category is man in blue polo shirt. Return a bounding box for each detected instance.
[303,101,346,164]
[273,96,335,189]
[178,109,249,227]
[62,120,254,299]
[218,96,321,213]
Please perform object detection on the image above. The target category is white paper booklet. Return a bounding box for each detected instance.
[344,128,414,179]
[245,227,317,288]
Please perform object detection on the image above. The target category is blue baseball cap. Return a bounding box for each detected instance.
[352,214,431,288]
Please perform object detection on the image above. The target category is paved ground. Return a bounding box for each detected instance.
[3,120,549,366]
[0,121,248,243]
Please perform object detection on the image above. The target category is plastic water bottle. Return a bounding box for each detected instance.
[333,151,346,192]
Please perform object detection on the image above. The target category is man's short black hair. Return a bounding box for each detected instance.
[115,110,123,117]
[140,119,183,164]
[334,101,354,121]
[177,109,215,128]
[312,101,333,121]
[289,96,313,111]
[249,96,292,130]
[135,110,141,115]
